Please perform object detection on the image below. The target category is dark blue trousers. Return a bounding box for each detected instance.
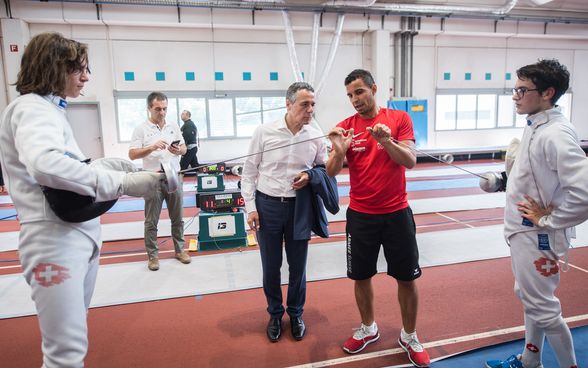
[256,195,309,318]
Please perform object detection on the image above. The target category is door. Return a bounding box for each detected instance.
[66,103,104,159]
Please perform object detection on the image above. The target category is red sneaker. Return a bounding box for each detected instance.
[398,335,431,367]
[342,324,380,354]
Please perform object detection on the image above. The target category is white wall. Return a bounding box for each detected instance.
[1,3,587,162]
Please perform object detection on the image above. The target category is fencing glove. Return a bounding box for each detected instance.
[479,171,507,192]
[121,171,165,198]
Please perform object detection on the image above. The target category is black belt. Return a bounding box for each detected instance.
[256,191,296,202]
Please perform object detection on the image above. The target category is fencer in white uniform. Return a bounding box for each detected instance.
[0,32,162,368]
[482,60,588,368]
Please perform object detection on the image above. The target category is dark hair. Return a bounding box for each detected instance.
[516,59,569,105]
[15,32,89,96]
[286,82,314,103]
[344,69,375,88]
[147,92,168,107]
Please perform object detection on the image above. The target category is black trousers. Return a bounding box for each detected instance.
[180,146,199,171]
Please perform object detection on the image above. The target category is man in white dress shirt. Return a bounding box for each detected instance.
[241,82,327,343]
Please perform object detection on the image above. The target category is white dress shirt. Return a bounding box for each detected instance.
[129,119,184,172]
[241,116,327,213]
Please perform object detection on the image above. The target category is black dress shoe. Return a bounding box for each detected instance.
[267,317,282,342]
[290,316,306,341]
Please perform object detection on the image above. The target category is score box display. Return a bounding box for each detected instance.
[196,190,244,212]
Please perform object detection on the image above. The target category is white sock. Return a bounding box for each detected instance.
[401,328,417,343]
[362,322,377,335]
[544,317,577,368]
[521,314,545,368]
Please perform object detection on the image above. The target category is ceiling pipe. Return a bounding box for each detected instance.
[324,0,518,16]
[26,0,588,24]
[322,0,376,6]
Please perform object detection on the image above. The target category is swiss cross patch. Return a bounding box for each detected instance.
[32,263,71,287]
[526,343,540,353]
[534,257,559,277]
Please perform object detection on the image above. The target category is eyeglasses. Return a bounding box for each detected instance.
[512,87,539,98]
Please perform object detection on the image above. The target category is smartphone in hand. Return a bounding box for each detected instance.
[171,140,180,147]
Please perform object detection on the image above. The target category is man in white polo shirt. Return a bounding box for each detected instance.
[129,91,192,271]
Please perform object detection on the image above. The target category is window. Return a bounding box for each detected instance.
[497,95,515,127]
[435,95,456,131]
[117,98,147,142]
[178,98,207,138]
[263,96,287,124]
[115,91,285,142]
[236,97,261,137]
[456,94,477,130]
[476,94,497,129]
[116,97,180,142]
[435,89,572,131]
[209,98,234,137]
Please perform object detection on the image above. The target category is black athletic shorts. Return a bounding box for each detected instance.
[346,206,422,281]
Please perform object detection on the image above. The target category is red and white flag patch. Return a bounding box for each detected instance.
[526,343,539,353]
[32,263,71,287]
[534,257,559,277]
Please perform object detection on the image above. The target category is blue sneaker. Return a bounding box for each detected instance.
[485,355,523,368]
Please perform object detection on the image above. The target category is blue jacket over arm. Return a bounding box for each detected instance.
[293,165,339,240]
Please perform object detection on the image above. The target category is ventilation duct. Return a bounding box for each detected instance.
[315,13,344,98]
[282,10,303,82]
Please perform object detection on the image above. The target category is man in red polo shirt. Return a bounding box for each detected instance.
[327,69,430,368]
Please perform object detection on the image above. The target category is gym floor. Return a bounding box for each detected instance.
[0,159,586,367]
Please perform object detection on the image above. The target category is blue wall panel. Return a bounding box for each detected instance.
[388,99,428,148]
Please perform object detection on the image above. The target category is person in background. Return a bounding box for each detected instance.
[129,92,192,271]
[180,109,199,171]
[0,32,162,367]
[483,60,588,368]
[241,82,328,343]
[327,69,430,367]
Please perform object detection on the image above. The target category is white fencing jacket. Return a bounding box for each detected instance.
[0,94,125,244]
[504,107,588,255]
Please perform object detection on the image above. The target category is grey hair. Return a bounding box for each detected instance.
[286,82,314,103]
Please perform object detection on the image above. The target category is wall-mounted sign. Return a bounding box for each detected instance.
[9,44,18,52]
